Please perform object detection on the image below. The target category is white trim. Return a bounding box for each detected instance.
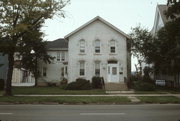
[64,16,130,39]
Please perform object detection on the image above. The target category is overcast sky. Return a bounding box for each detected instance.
[42,0,167,71]
[42,0,167,41]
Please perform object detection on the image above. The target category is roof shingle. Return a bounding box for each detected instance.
[46,38,68,50]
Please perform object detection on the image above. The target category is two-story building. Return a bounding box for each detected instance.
[38,16,131,90]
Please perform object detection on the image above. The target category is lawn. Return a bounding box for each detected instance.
[1,87,105,95]
[0,96,131,104]
[137,96,180,103]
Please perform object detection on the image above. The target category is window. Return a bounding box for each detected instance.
[80,40,85,53]
[95,40,100,53]
[57,52,60,61]
[61,51,65,61]
[65,66,68,75]
[43,67,47,77]
[112,67,117,75]
[79,61,85,76]
[61,67,64,76]
[95,61,100,76]
[110,40,116,53]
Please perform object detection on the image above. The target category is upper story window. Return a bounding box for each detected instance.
[43,67,47,77]
[79,39,85,54]
[57,52,60,61]
[110,40,116,53]
[57,51,66,62]
[61,51,65,61]
[95,39,100,53]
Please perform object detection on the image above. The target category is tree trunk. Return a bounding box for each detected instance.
[34,56,38,87]
[4,52,14,96]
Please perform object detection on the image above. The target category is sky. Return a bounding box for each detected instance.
[41,0,167,71]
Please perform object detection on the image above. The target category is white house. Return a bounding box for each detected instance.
[151,5,170,35]
[38,16,131,90]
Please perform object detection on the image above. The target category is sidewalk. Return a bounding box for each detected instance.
[15,93,180,97]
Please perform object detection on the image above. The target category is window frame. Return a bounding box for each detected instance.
[95,61,100,77]
[57,52,60,61]
[42,67,47,77]
[61,51,65,62]
[110,40,116,54]
[79,39,85,54]
[79,61,85,76]
[95,40,101,54]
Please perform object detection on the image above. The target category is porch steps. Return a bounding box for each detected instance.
[105,83,128,91]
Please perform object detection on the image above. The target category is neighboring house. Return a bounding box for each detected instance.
[0,53,8,80]
[11,55,35,86]
[39,16,131,90]
[151,5,180,85]
[151,5,170,36]
[38,39,68,83]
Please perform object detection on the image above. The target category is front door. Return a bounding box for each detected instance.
[108,64,119,83]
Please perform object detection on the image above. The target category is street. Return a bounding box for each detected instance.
[0,104,180,121]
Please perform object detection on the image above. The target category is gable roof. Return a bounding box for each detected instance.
[157,5,169,24]
[65,16,130,39]
[46,38,68,50]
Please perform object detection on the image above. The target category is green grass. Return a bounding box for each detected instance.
[137,96,180,103]
[10,87,105,95]
[135,91,168,94]
[0,96,131,104]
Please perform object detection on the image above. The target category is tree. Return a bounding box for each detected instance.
[152,18,180,85]
[18,24,54,86]
[0,0,70,96]
[166,0,180,19]
[129,26,153,76]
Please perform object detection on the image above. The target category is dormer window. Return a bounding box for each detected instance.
[110,40,116,53]
[79,39,85,54]
[95,39,100,53]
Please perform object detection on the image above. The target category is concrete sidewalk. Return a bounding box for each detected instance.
[15,94,180,97]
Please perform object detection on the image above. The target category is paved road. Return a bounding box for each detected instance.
[0,104,180,121]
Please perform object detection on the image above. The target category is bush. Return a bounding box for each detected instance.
[47,82,56,87]
[66,78,91,90]
[134,81,155,91]
[0,79,4,90]
[60,78,68,85]
[92,76,103,89]
[59,78,68,89]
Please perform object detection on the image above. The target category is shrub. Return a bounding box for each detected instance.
[134,81,155,91]
[92,76,103,89]
[47,82,56,87]
[66,78,91,90]
[0,79,4,90]
[59,78,68,89]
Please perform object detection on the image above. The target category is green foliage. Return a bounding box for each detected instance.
[134,81,155,91]
[91,76,103,89]
[166,0,180,19]
[0,96,130,104]
[129,26,153,75]
[0,0,70,95]
[143,66,154,83]
[66,78,92,90]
